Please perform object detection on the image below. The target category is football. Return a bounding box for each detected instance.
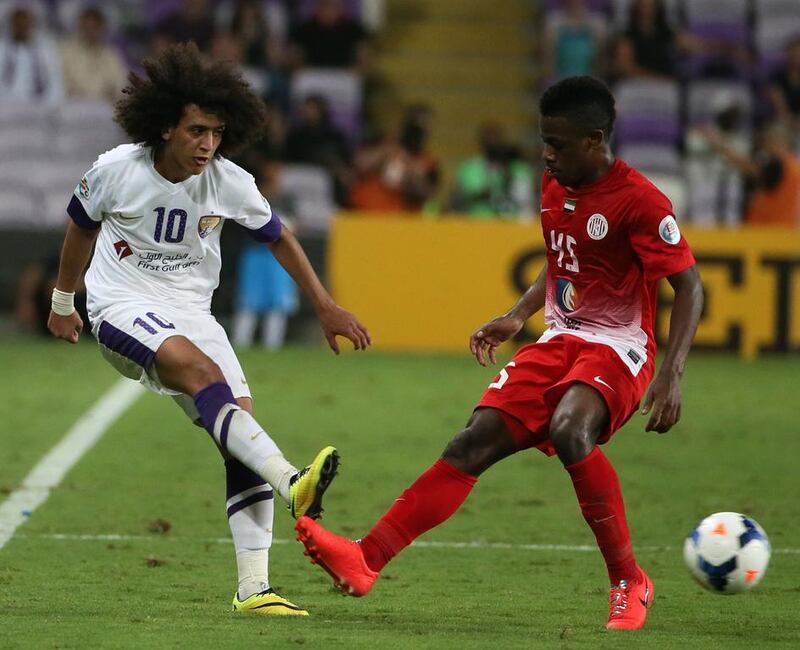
[683,512,771,594]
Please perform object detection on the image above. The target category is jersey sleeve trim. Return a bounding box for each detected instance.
[247,212,283,242]
[67,195,101,230]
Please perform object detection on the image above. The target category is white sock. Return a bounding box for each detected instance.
[258,454,297,503]
[235,549,270,600]
[212,406,298,500]
[225,460,275,600]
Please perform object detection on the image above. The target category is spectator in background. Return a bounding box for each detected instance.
[288,0,370,72]
[229,0,291,113]
[286,95,353,205]
[209,31,267,96]
[700,122,800,227]
[612,0,680,80]
[543,0,607,79]
[350,104,440,213]
[0,4,64,104]
[60,6,127,103]
[767,35,800,147]
[233,160,300,350]
[156,0,215,52]
[685,91,751,227]
[450,121,534,218]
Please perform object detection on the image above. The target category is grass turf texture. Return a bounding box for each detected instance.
[0,337,797,649]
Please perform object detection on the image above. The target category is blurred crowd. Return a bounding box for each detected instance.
[1,0,799,230]
[6,0,800,342]
[542,0,800,228]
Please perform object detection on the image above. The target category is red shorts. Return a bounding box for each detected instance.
[476,334,653,456]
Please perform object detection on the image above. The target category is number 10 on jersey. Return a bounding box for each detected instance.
[153,207,188,243]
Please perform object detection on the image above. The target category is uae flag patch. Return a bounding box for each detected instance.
[564,198,577,213]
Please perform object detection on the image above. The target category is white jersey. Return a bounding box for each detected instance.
[68,143,281,316]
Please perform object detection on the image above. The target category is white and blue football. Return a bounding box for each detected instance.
[683,512,771,594]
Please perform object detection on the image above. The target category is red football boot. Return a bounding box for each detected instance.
[606,568,655,630]
[295,516,379,597]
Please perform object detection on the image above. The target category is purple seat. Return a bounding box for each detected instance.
[543,0,611,15]
[617,143,681,176]
[615,115,681,146]
[682,23,754,79]
[296,0,361,20]
[290,68,363,145]
[615,79,680,116]
[614,79,681,146]
[684,0,749,26]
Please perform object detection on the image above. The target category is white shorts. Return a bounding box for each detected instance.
[89,299,250,422]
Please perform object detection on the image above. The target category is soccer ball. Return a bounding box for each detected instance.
[683,512,771,594]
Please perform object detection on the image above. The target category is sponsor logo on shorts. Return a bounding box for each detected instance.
[586,213,608,240]
[659,215,681,245]
[198,215,223,238]
[593,375,615,392]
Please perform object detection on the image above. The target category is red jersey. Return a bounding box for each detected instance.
[539,159,695,375]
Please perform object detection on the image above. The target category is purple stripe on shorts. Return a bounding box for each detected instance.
[227,489,274,518]
[248,213,282,242]
[219,408,235,451]
[225,459,268,500]
[67,195,101,230]
[98,320,156,369]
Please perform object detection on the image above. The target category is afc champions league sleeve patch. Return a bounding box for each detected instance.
[78,176,91,199]
[659,215,681,245]
[198,215,223,238]
[586,213,608,240]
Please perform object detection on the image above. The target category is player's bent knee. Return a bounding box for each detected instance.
[550,412,597,464]
[442,421,509,476]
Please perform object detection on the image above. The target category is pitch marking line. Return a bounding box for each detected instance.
[0,379,144,551]
[18,533,800,555]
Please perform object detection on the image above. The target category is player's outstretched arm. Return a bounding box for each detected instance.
[47,220,99,344]
[269,225,371,353]
[641,265,704,433]
[470,264,547,366]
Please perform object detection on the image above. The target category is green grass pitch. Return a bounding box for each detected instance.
[0,337,797,649]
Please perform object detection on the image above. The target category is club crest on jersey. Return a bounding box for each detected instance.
[198,215,222,238]
[659,215,681,245]
[586,213,608,240]
[78,176,90,199]
[556,277,579,313]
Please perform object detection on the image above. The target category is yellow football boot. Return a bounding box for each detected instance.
[232,589,309,616]
[288,446,340,519]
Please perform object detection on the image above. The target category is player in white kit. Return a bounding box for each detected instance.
[47,43,371,616]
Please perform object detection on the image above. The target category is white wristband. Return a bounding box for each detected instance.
[51,288,76,316]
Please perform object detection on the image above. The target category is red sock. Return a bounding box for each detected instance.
[360,459,477,572]
[566,447,638,585]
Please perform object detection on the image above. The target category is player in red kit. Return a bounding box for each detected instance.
[295,76,704,630]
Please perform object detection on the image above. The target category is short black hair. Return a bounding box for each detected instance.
[539,76,616,138]
[114,42,267,156]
